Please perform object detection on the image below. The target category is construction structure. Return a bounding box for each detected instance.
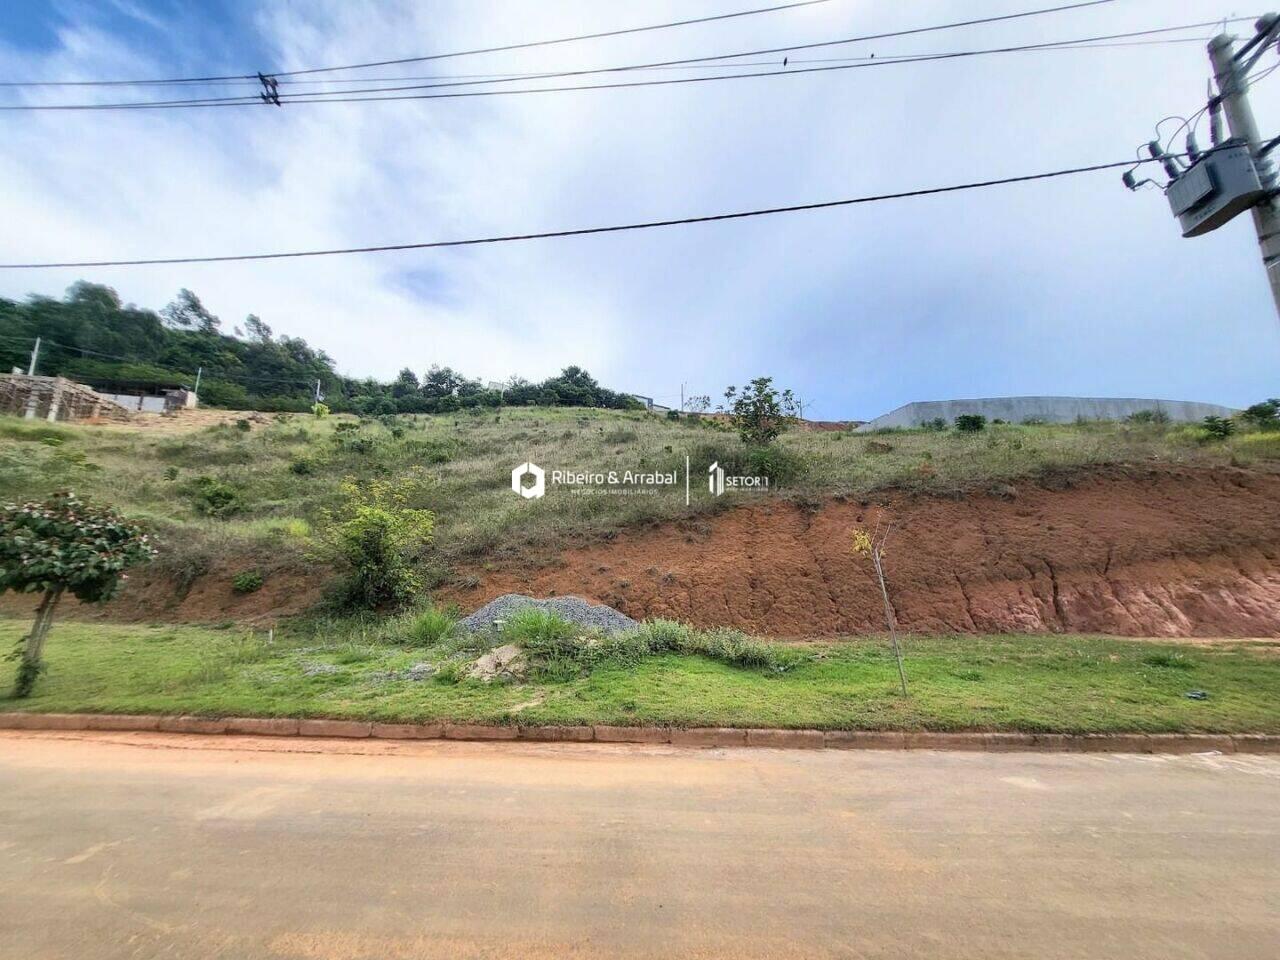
[857,396,1237,432]
[0,374,132,422]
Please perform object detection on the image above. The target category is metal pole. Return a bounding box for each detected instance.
[193,366,202,396]
[1209,29,1280,319]
[27,336,40,375]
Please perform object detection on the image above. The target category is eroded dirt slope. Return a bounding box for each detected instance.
[448,465,1280,637]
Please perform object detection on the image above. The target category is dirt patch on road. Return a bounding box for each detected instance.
[446,465,1280,638]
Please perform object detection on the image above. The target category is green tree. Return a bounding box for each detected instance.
[161,288,220,333]
[1240,399,1280,429]
[722,377,799,445]
[243,314,273,343]
[954,414,987,432]
[0,493,154,697]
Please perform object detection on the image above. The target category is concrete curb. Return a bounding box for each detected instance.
[0,713,1276,753]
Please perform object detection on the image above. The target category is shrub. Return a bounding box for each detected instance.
[232,569,264,594]
[921,417,947,432]
[186,475,242,518]
[319,477,435,610]
[0,492,155,696]
[954,414,987,432]
[406,604,460,646]
[744,444,805,486]
[1202,416,1235,440]
[163,465,179,481]
[311,402,329,418]
[1126,409,1169,424]
[665,410,681,421]
[235,419,252,432]
[289,457,315,476]
[723,377,799,445]
[1240,399,1280,430]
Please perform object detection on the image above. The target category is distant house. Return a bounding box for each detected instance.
[0,373,131,422]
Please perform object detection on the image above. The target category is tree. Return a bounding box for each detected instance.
[1202,415,1235,440]
[161,288,220,333]
[244,314,273,343]
[0,493,154,697]
[422,365,462,399]
[851,523,908,696]
[954,414,987,432]
[320,478,434,610]
[722,377,799,446]
[391,368,420,398]
[1240,399,1280,429]
[685,394,712,414]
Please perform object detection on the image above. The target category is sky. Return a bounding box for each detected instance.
[1,0,1277,419]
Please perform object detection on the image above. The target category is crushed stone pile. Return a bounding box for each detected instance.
[457,593,638,636]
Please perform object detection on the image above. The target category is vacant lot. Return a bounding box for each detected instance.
[1,409,1276,630]
[2,620,1276,733]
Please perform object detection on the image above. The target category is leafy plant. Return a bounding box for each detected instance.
[922,417,948,432]
[232,569,264,594]
[954,414,987,433]
[319,477,435,611]
[722,377,799,446]
[1202,416,1235,440]
[235,419,252,432]
[162,465,179,481]
[186,475,242,518]
[1126,409,1169,425]
[0,492,155,696]
[1240,399,1280,430]
[311,402,329,418]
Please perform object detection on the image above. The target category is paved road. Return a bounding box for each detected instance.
[1,731,1277,960]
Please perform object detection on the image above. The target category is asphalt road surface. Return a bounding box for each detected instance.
[1,731,1277,959]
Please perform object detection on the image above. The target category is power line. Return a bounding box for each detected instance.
[0,152,1192,270]
[0,0,834,88]
[3,18,1236,112]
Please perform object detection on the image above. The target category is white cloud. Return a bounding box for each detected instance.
[1,0,1277,415]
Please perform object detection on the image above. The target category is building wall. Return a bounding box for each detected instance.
[857,396,1238,431]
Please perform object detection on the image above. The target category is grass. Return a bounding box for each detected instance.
[2,618,1277,733]
[0,407,1275,592]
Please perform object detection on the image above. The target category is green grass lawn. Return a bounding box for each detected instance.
[2,619,1277,733]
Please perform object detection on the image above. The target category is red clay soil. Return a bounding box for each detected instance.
[446,465,1280,638]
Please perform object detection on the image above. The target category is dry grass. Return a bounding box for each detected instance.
[0,408,1272,582]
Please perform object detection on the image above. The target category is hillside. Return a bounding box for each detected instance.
[2,406,1278,636]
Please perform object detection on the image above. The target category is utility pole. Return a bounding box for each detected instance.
[314,379,323,405]
[193,366,202,396]
[27,336,40,376]
[1126,15,1280,321]
[1209,22,1280,318]
[680,382,686,414]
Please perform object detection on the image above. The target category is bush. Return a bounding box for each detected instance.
[186,475,242,518]
[745,444,805,486]
[320,477,435,611]
[954,414,987,433]
[232,570,264,594]
[289,457,315,476]
[235,419,252,432]
[1126,409,1169,425]
[311,402,329,418]
[921,417,947,432]
[1240,399,1280,430]
[665,410,681,421]
[723,377,799,445]
[1202,416,1235,440]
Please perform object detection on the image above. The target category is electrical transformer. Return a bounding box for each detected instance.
[1166,141,1268,238]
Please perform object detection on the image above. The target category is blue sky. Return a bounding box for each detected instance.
[1,0,1277,418]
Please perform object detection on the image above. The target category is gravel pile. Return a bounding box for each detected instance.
[457,594,638,636]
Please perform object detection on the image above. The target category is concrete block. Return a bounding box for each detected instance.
[982,733,1038,752]
[1146,734,1235,754]
[371,723,443,740]
[157,715,228,735]
[298,719,372,739]
[1232,734,1280,754]
[824,730,906,750]
[746,729,824,749]
[225,717,299,737]
[669,727,748,748]
[593,725,672,744]
[518,725,594,742]
[442,724,517,741]
[0,712,89,730]
[85,714,159,732]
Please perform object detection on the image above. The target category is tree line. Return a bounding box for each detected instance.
[0,282,641,414]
